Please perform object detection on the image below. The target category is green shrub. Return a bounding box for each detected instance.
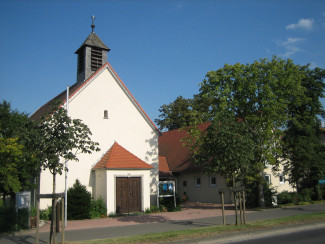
[149,206,160,213]
[30,206,37,217]
[159,197,181,212]
[40,206,52,220]
[245,182,275,208]
[277,189,316,205]
[17,208,29,230]
[0,200,16,233]
[277,191,295,205]
[67,179,91,220]
[0,199,30,233]
[90,197,107,218]
[299,188,313,202]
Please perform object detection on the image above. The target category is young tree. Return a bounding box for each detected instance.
[38,104,100,243]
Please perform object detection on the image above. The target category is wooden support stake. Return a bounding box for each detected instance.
[242,191,246,225]
[239,191,243,225]
[36,175,40,244]
[221,192,226,225]
[61,197,65,244]
[56,200,60,233]
[53,198,57,244]
[234,192,238,225]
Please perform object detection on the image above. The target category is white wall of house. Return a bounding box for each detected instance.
[264,164,295,193]
[176,173,231,204]
[39,66,159,212]
[94,169,107,204]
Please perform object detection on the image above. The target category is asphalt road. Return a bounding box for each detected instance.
[1,203,324,244]
[189,222,325,244]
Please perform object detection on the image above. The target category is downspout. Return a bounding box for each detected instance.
[64,85,69,227]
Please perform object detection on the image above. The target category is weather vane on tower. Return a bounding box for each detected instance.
[91,15,96,33]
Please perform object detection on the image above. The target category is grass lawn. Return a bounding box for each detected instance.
[66,211,325,244]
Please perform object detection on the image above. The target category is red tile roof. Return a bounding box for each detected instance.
[159,156,173,179]
[93,142,153,169]
[159,156,170,173]
[158,122,211,173]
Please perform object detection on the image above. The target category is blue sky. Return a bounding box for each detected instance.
[1,0,325,123]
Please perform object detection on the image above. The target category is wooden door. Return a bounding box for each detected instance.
[116,177,141,213]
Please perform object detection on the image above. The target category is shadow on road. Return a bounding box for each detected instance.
[115,214,168,224]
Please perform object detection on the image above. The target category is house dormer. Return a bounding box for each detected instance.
[75,16,110,83]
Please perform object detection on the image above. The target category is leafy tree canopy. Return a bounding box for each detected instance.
[282,66,325,193]
[190,111,255,185]
[157,57,325,206]
[155,96,201,131]
[0,101,42,196]
[38,102,101,176]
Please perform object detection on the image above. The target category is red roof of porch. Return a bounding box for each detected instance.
[93,142,153,170]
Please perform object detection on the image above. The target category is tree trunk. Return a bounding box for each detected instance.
[233,176,238,225]
[36,173,40,244]
[315,185,322,201]
[50,172,57,244]
[258,177,265,208]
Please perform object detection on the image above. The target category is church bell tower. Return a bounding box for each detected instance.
[75,15,110,83]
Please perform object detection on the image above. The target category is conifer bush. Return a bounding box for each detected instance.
[67,179,91,220]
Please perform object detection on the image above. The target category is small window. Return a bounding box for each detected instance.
[279,174,285,184]
[183,180,187,187]
[264,174,271,184]
[210,177,216,187]
[103,110,108,119]
[195,177,201,187]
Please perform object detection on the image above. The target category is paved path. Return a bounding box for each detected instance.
[0,203,324,244]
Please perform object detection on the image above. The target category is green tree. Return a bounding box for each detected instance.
[38,103,100,243]
[0,136,23,194]
[283,66,325,198]
[0,101,42,197]
[155,96,199,131]
[189,111,255,186]
[191,57,307,207]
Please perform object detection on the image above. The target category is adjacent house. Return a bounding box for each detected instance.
[158,123,295,204]
[158,123,232,203]
[31,27,160,214]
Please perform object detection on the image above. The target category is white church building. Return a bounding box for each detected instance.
[31,24,160,215]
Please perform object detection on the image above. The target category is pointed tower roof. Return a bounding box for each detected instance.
[93,142,153,170]
[75,32,110,54]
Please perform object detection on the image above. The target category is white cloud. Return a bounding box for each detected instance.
[278,37,305,57]
[286,18,314,30]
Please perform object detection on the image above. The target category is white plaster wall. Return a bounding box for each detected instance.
[95,169,107,205]
[39,66,159,209]
[105,170,151,215]
[264,165,295,193]
[176,173,231,204]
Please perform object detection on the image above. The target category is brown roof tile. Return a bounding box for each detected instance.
[93,142,153,169]
[158,122,210,173]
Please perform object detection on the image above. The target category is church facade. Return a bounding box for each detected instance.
[31,27,160,214]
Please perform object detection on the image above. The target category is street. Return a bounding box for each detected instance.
[189,222,325,244]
